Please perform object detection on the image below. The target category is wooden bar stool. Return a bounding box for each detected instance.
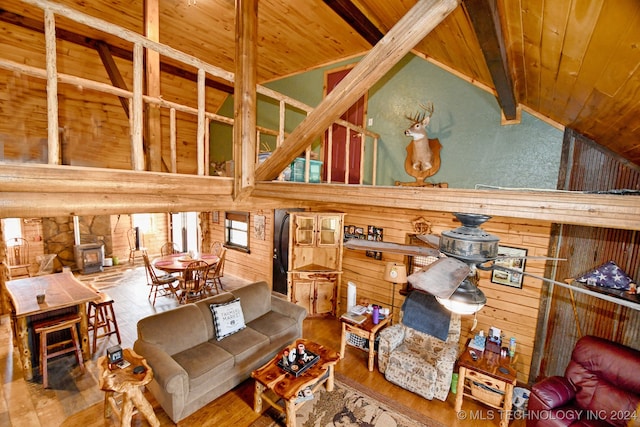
[33,313,85,389]
[87,292,121,355]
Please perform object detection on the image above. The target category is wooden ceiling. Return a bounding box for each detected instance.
[2,0,640,166]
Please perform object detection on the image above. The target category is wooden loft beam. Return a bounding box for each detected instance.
[322,0,384,46]
[464,0,517,120]
[255,0,461,182]
[251,181,640,231]
[0,9,234,94]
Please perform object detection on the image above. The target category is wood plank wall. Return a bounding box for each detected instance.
[109,213,170,261]
[538,129,640,379]
[201,210,274,284]
[316,204,553,384]
[199,204,552,384]
[0,22,226,173]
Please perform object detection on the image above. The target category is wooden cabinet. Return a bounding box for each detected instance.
[288,212,344,316]
[290,272,337,316]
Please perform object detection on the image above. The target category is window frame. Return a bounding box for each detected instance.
[224,211,250,253]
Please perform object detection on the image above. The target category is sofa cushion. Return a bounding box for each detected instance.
[248,310,300,348]
[210,298,246,340]
[231,281,271,323]
[172,341,234,393]
[137,304,208,355]
[211,327,269,367]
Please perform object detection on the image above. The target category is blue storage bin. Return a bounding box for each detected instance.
[290,158,322,182]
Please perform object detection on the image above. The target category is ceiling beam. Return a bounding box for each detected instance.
[0,9,234,94]
[322,0,384,46]
[255,0,461,182]
[464,0,517,120]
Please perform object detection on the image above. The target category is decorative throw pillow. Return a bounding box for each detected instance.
[576,260,634,290]
[209,298,246,340]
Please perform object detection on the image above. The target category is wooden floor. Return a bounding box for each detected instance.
[0,263,524,426]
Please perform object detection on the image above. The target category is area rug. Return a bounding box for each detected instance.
[77,264,147,290]
[250,373,447,427]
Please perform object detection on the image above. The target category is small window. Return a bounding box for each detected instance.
[2,218,22,243]
[225,211,249,252]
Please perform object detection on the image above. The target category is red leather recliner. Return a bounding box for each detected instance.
[527,336,640,427]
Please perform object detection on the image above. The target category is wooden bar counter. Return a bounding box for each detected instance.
[5,271,100,380]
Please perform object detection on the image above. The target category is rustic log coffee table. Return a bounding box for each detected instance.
[251,339,340,427]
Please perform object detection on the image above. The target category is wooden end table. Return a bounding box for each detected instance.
[251,339,340,427]
[455,348,517,427]
[98,348,159,427]
[339,312,392,371]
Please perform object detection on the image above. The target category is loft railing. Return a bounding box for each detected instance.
[0,0,380,185]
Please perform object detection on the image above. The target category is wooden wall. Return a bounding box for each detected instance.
[329,205,552,384]
[536,129,640,379]
[110,213,170,262]
[201,210,274,284]
[198,203,553,385]
[0,20,227,172]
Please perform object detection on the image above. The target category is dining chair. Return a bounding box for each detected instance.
[160,242,180,256]
[178,260,210,304]
[127,228,147,264]
[209,241,224,256]
[6,237,31,278]
[206,247,226,294]
[143,253,178,306]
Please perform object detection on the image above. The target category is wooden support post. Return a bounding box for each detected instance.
[132,43,145,171]
[170,108,177,173]
[197,68,206,176]
[144,0,163,171]
[233,0,258,198]
[44,9,59,165]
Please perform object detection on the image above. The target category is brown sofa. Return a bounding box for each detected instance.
[133,281,307,423]
[527,335,640,427]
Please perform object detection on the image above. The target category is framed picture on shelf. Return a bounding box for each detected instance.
[366,226,383,259]
[491,246,527,288]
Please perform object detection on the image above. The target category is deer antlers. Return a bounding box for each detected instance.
[405,102,434,123]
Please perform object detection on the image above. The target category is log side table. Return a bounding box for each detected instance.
[339,312,392,371]
[98,347,159,427]
[455,348,517,427]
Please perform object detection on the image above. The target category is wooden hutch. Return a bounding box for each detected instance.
[287,212,345,316]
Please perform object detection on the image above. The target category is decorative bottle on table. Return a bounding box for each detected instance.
[372,305,380,325]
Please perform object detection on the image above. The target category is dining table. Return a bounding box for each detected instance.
[5,271,100,380]
[151,252,219,274]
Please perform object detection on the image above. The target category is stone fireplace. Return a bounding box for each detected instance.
[42,215,113,272]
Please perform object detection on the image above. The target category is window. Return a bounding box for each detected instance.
[225,211,249,252]
[2,218,22,243]
[132,213,154,234]
[171,212,199,253]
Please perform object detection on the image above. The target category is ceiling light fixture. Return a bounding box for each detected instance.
[436,278,486,315]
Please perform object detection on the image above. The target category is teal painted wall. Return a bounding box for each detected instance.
[211,54,563,189]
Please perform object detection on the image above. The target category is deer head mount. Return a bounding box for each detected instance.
[405,102,435,171]
[402,102,442,183]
